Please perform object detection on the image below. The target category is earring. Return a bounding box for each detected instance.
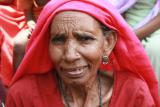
[102,55,109,64]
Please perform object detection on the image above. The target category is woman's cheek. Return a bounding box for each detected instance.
[49,45,63,63]
[79,45,103,62]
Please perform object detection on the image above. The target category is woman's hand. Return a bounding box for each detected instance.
[13,29,31,72]
[27,20,36,31]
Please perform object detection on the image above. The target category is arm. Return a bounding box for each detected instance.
[24,7,36,30]
[17,0,36,29]
[134,83,156,107]
[135,13,160,40]
[13,29,30,72]
[13,0,36,72]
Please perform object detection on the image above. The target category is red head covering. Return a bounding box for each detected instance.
[10,0,159,105]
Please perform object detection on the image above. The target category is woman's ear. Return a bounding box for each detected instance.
[103,31,117,56]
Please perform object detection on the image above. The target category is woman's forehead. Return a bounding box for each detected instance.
[50,11,100,32]
[53,11,93,21]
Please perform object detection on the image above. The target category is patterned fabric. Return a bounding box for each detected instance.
[0,1,26,86]
[125,0,156,29]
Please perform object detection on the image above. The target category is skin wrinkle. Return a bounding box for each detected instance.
[49,11,116,107]
[56,15,79,36]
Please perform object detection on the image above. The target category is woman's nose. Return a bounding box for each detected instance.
[63,40,80,62]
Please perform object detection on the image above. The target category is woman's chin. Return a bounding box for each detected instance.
[62,75,90,86]
[59,66,90,84]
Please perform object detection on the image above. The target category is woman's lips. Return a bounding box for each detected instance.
[62,66,88,78]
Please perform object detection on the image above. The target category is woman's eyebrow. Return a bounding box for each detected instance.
[73,32,83,37]
[52,32,66,37]
[73,31,93,37]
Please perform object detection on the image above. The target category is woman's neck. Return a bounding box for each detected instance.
[61,76,99,107]
[58,71,114,107]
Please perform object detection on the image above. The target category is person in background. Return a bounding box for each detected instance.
[0,0,50,87]
[6,0,159,107]
[0,0,26,86]
[108,0,160,94]
[13,0,50,71]
[16,0,50,31]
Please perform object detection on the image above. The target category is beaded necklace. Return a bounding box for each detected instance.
[57,71,102,107]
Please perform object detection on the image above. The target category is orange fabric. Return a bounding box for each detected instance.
[8,0,159,106]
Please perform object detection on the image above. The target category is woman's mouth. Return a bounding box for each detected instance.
[61,66,88,78]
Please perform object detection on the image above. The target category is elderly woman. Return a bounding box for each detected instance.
[6,0,159,107]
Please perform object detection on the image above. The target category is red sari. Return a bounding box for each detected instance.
[6,71,156,107]
[6,0,160,106]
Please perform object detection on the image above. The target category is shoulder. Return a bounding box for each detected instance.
[6,74,37,107]
[111,71,155,106]
[6,72,54,107]
[9,72,53,94]
[115,70,150,90]
[9,75,38,93]
[7,74,39,102]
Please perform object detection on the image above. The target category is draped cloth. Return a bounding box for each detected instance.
[10,0,159,106]
[0,1,26,86]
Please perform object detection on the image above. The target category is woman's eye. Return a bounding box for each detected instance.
[78,36,95,43]
[51,35,66,44]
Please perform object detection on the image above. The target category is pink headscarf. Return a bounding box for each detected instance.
[10,0,159,105]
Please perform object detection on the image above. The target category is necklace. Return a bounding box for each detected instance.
[57,71,102,107]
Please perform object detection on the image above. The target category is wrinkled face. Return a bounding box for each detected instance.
[49,11,108,85]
